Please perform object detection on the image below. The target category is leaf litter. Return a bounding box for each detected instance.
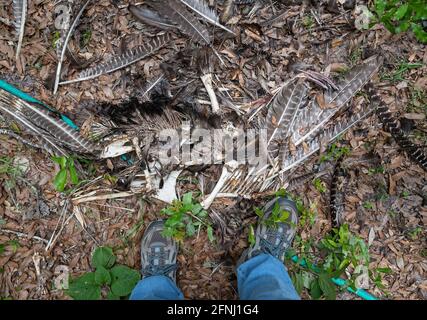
[0,0,426,300]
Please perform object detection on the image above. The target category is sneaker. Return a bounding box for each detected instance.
[140,220,178,282]
[238,197,298,266]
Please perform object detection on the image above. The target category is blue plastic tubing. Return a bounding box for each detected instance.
[290,255,378,300]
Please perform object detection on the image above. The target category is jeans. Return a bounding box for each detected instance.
[130,253,300,300]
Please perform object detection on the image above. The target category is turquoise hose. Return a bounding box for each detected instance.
[0,79,79,130]
[290,255,377,300]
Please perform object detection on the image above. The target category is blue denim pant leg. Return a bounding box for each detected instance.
[237,253,300,300]
[130,275,184,300]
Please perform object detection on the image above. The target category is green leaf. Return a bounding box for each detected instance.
[254,207,264,218]
[182,192,193,206]
[248,225,255,246]
[0,244,5,255]
[106,290,121,300]
[54,169,67,192]
[412,23,427,44]
[92,246,116,269]
[110,265,141,297]
[186,222,196,237]
[67,272,101,300]
[8,240,20,253]
[309,279,322,300]
[374,0,386,17]
[207,225,215,242]
[318,273,336,300]
[52,156,67,169]
[94,266,111,286]
[68,160,79,185]
[293,272,304,294]
[376,267,392,274]
[394,4,408,20]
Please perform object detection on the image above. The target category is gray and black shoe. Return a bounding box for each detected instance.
[238,197,298,266]
[140,220,178,282]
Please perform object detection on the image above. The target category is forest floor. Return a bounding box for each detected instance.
[0,0,426,300]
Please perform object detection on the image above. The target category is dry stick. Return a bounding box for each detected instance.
[45,200,69,251]
[72,191,134,204]
[0,229,49,244]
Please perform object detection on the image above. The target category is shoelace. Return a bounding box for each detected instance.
[142,249,177,278]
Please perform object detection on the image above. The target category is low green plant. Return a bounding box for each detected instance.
[253,201,292,228]
[287,224,372,300]
[313,178,327,193]
[320,143,350,163]
[406,226,423,240]
[381,60,424,82]
[52,31,61,49]
[0,240,21,255]
[52,156,79,192]
[66,246,140,300]
[371,0,427,43]
[363,201,375,210]
[161,192,215,242]
[81,29,92,47]
[368,166,385,175]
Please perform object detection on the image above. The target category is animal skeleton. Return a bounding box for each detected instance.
[4,1,425,210]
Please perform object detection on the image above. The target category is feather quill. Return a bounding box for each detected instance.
[178,0,235,34]
[291,56,383,146]
[129,5,177,30]
[149,0,212,45]
[13,0,27,60]
[60,33,173,85]
[266,78,307,146]
[53,0,92,94]
[0,89,95,154]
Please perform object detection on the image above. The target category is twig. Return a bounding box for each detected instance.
[0,229,49,244]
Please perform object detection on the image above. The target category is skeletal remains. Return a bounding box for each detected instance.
[3,0,426,210]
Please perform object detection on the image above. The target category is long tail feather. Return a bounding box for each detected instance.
[149,0,212,45]
[0,89,95,154]
[53,0,92,94]
[291,55,383,146]
[178,0,235,34]
[13,0,27,60]
[60,33,173,85]
[0,100,67,156]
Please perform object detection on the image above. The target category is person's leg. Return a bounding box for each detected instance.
[236,197,300,300]
[130,275,184,300]
[130,220,183,300]
[237,253,299,300]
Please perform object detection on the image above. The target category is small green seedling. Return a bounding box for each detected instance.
[313,178,327,193]
[161,192,215,242]
[52,156,79,192]
[66,246,140,300]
